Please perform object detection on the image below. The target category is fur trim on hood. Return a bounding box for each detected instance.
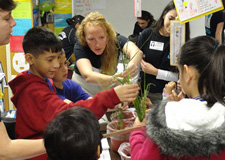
[146,100,225,158]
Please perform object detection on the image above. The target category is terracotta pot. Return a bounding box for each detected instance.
[111,110,137,122]
[106,120,133,152]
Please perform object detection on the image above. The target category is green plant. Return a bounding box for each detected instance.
[111,38,151,127]
[133,74,151,122]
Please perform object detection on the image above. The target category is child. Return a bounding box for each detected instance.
[130,36,225,159]
[9,27,139,160]
[44,107,102,160]
[53,49,90,102]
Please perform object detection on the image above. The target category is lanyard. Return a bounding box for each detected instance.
[193,96,205,102]
[28,71,53,91]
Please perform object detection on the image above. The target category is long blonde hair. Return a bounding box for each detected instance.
[76,12,118,75]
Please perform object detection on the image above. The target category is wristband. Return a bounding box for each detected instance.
[162,92,170,100]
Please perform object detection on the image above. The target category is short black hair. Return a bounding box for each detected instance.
[44,107,102,160]
[23,27,62,56]
[0,0,16,11]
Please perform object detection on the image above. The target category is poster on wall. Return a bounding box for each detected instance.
[170,20,185,66]
[72,0,91,16]
[173,0,224,23]
[134,0,142,17]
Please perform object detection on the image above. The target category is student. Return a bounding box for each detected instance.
[44,107,102,160]
[53,49,90,102]
[0,0,46,159]
[129,36,225,159]
[73,11,143,97]
[133,10,155,36]
[8,26,139,160]
[58,15,84,60]
[137,1,178,103]
[129,10,155,43]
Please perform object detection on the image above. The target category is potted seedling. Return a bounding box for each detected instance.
[106,42,142,152]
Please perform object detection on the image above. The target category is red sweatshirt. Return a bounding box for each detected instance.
[9,71,120,160]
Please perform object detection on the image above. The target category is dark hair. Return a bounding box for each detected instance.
[138,10,155,25]
[23,27,62,56]
[199,44,225,106]
[66,15,84,27]
[0,0,16,11]
[178,36,221,107]
[44,107,102,160]
[151,1,175,33]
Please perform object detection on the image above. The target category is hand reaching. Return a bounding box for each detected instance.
[141,60,158,76]
[114,84,139,103]
[122,62,138,78]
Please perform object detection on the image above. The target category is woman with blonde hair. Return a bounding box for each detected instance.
[73,12,143,96]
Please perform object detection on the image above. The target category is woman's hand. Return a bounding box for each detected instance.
[122,62,138,78]
[141,60,158,76]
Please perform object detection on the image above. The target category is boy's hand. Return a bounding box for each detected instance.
[164,81,176,94]
[64,99,72,104]
[114,84,139,102]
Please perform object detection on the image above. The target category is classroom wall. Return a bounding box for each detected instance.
[72,0,206,38]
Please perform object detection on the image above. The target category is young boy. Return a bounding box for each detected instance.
[9,27,139,159]
[44,107,102,160]
[53,49,90,102]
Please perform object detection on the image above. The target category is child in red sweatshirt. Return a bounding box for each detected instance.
[9,27,139,160]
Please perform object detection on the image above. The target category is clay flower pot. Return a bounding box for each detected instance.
[106,120,133,152]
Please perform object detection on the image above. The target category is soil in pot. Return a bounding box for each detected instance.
[106,120,133,152]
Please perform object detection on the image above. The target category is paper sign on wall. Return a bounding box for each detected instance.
[173,0,224,23]
[134,0,142,17]
[170,20,185,66]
